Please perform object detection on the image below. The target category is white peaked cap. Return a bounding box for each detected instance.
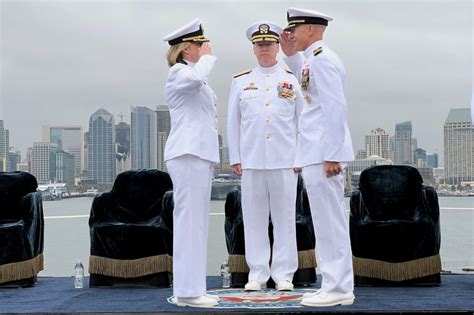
[163,18,209,46]
[246,21,283,43]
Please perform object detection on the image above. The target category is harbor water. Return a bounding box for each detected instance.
[41,197,473,277]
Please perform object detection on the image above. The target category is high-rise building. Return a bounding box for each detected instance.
[444,108,473,184]
[156,105,171,172]
[0,120,9,171]
[394,121,413,165]
[412,138,418,164]
[116,122,130,158]
[8,150,21,172]
[427,153,439,168]
[365,128,389,159]
[414,147,427,166]
[116,122,131,174]
[55,150,75,188]
[88,109,116,184]
[32,142,58,183]
[42,126,84,176]
[83,132,88,176]
[131,106,157,170]
[25,147,33,173]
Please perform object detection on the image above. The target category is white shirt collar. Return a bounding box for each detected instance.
[257,61,280,74]
[303,40,324,59]
[183,59,195,67]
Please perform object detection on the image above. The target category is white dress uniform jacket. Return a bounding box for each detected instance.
[165,55,220,164]
[227,63,305,169]
[283,40,354,167]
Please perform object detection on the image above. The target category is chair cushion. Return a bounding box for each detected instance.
[111,170,173,222]
[0,172,38,221]
[359,165,422,220]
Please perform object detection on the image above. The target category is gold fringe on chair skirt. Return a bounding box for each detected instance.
[0,254,44,284]
[298,249,317,269]
[353,254,442,281]
[228,249,317,273]
[89,254,172,278]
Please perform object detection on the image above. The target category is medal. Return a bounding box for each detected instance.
[301,68,310,91]
[277,81,294,100]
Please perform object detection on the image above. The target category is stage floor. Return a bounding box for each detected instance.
[0,275,473,314]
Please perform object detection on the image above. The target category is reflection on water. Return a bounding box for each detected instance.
[42,197,473,276]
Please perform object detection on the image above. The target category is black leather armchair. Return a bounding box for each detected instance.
[350,165,441,286]
[224,175,317,287]
[0,171,44,287]
[88,169,173,287]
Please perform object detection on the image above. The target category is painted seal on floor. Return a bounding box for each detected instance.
[168,288,315,309]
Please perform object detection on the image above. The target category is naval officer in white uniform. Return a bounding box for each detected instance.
[227,21,305,292]
[163,18,219,308]
[280,8,356,307]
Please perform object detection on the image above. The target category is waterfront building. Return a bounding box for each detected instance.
[42,125,83,176]
[88,109,116,184]
[156,105,171,172]
[444,108,473,184]
[32,142,58,183]
[427,153,439,168]
[394,121,413,165]
[131,106,157,170]
[365,128,389,159]
[0,120,9,171]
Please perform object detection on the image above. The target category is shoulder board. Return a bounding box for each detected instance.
[233,69,252,78]
[313,47,323,57]
[285,68,293,74]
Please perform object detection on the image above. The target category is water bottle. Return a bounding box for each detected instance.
[220,259,231,288]
[74,260,84,288]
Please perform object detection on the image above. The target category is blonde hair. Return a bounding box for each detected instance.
[166,42,192,67]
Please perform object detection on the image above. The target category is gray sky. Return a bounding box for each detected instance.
[1,0,472,162]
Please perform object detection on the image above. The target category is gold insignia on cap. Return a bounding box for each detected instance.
[259,24,269,34]
[249,82,256,87]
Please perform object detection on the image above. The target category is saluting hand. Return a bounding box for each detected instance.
[279,32,297,57]
[199,42,213,56]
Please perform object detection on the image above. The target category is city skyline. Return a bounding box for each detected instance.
[0,106,465,164]
[1,1,472,160]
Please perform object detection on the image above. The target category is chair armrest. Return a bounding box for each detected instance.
[418,186,440,222]
[20,192,44,257]
[89,192,114,226]
[350,189,369,218]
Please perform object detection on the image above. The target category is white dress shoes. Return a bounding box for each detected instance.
[301,290,355,307]
[205,293,220,301]
[176,295,219,308]
[302,289,322,298]
[244,280,263,291]
[275,280,294,291]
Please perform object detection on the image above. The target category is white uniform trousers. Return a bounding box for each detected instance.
[302,163,354,293]
[166,154,213,298]
[241,169,298,284]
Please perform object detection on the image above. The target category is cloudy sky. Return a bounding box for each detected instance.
[1,0,472,162]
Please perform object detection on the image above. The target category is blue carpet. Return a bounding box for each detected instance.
[0,275,472,313]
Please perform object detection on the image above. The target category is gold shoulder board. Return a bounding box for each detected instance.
[285,68,293,74]
[313,47,323,56]
[233,69,252,78]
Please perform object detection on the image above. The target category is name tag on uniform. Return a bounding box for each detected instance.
[277,81,294,100]
[243,82,258,91]
[301,68,310,91]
